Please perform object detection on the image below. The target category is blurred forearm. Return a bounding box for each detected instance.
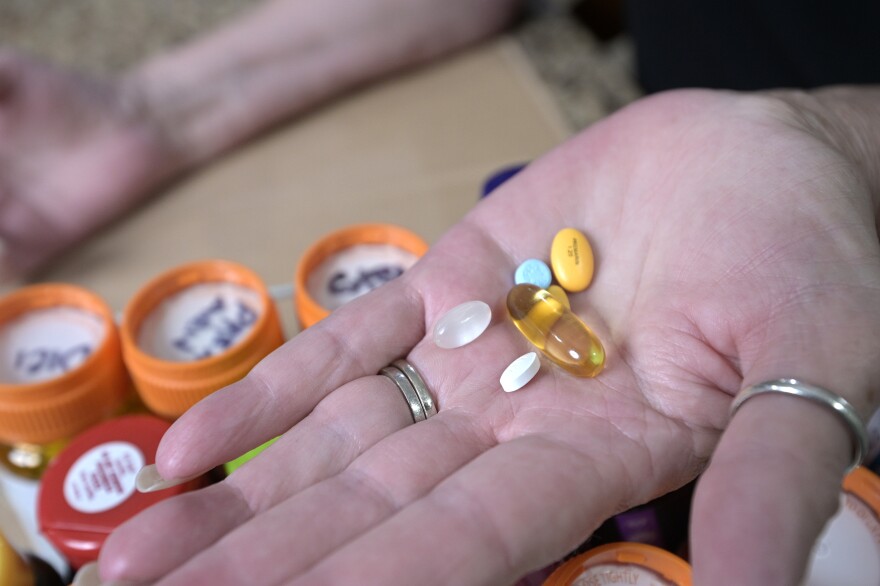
[128,0,519,166]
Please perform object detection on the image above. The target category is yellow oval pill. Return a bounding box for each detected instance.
[550,227,594,292]
[547,285,570,309]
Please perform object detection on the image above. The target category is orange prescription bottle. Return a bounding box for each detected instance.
[542,542,692,586]
[120,260,284,419]
[1,529,66,586]
[294,223,429,329]
[0,285,129,478]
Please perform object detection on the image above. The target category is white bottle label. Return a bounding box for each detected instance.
[804,491,880,586]
[0,307,105,384]
[571,564,675,586]
[63,442,145,514]
[137,283,263,362]
[307,244,417,311]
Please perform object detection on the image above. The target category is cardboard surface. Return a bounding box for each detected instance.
[38,38,570,336]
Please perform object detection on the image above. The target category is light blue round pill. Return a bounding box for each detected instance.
[514,259,552,288]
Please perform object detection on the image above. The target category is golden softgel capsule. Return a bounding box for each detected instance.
[506,284,605,377]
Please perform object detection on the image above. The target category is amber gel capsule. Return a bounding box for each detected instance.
[506,284,605,377]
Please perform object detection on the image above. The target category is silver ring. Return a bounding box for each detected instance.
[730,378,869,474]
[393,359,437,418]
[380,366,426,423]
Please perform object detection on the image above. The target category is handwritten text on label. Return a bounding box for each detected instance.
[14,344,93,378]
[171,296,257,360]
[327,265,404,297]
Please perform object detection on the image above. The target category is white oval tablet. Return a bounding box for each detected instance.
[500,352,540,393]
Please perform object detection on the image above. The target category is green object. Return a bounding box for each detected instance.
[224,436,280,475]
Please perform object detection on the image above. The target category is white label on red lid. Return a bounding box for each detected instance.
[804,491,880,586]
[137,283,263,362]
[307,244,418,311]
[63,442,145,514]
[571,563,676,586]
[0,306,106,384]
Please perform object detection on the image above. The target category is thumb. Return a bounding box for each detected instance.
[691,289,880,585]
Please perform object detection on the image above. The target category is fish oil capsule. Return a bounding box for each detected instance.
[506,284,605,377]
[547,285,571,310]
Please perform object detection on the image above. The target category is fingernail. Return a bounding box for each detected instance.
[135,463,201,493]
[72,562,101,586]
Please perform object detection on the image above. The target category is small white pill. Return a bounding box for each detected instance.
[433,301,492,349]
[500,352,540,392]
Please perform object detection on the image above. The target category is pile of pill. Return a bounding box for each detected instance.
[431,227,604,394]
[509,227,604,377]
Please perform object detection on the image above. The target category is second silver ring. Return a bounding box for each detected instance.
[380,359,437,423]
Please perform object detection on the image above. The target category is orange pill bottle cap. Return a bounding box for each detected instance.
[0,284,128,445]
[294,223,428,329]
[543,542,692,586]
[121,260,284,419]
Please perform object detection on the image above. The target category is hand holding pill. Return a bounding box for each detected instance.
[95,90,880,586]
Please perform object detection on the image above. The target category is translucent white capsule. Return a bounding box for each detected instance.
[433,301,492,349]
[500,352,540,392]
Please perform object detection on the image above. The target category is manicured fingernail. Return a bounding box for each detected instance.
[72,562,101,586]
[135,464,200,493]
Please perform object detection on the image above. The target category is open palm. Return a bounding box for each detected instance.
[99,89,880,586]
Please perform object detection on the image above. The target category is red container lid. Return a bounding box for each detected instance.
[36,415,202,569]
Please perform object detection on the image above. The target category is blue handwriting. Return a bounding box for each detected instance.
[171,297,257,360]
[328,265,404,296]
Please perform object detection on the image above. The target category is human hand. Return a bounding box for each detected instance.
[0,50,181,278]
[97,88,880,585]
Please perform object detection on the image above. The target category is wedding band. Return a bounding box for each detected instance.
[730,378,869,474]
[392,359,437,418]
[379,359,437,423]
[380,366,426,423]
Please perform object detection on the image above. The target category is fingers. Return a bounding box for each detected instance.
[692,284,880,584]
[145,412,492,586]
[100,373,417,582]
[0,184,61,277]
[291,434,629,586]
[155,277,425,479]
[692,394,851,585]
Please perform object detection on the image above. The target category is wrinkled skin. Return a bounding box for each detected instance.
[86,89,880,584]
[0,50,178,276]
